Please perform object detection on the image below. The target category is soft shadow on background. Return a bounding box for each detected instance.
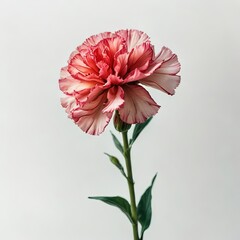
[1,0,239,239]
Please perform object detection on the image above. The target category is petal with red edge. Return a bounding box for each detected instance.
[128,42,153,72]
[124,68,148,83]
[156,54,180,75]
[114,52,128,77]
[104,37,125,57]
[153,47,181,74]
[79,32,116,51]
[83,51,99,73]
[140,73,180,95]
[141,46,180,77]
[119,84,159,124]
[155,46,174,62]
[72,88,112,135]
[103,86,124,113]
[116,29,150,51]
[69,53,97,75]
[74,88,92,106]
[59,77,95,94]
[61,96,78,116]
[60,66,71,79]
[97,61,112,79]
[105,74,123,87]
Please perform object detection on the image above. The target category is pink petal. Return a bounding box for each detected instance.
[68,50,104,84]
[103,86,124,113]
[72,87,112,135]
[92,43,111,67]
[59,66,100,95]
[61,96,78,116]
[69,53,97,75]
[61,89,93,117]
[155,46,174,62]
[139,46,180,78]
[93,37,125,70]
[116,29,150,52]
[60,66,71,79]
[59,69,95,94]
[59,67,82,94]
[124,68,148,83]
[105,74,124,87]
[83,50,100,73]
[123,44,165,83]
[74,88,92,106]
[114,52,128,77]
[104,37,125,57]
[96,61,112,79]
[118,84,160,124]
[140,73,181,95]
[139,46,181,95]
[127,42,153,72]
[156,54,180,75]
[78,32,116,51]
[154,47,181,74]
[78,72,104,84]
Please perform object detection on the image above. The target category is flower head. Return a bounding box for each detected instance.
[59,29,181,135]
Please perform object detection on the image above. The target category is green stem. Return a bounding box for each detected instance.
[122,131,139,240]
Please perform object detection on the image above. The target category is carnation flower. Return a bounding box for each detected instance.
[59,29,181,135]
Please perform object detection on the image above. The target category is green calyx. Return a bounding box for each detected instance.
[113,111,131,132]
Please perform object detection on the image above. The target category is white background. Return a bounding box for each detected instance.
[1,0,240,239]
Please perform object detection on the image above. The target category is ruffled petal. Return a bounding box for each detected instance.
[79,32,116,51]
[96,61,112,79]
[74,88,92,106]
[67,56,103,84]
[156,55,180,75]
[61,96,78,117]
[139,46,181,95]
[127,42,153,72]
[59,67,82,94]
[153,47,181,74]
[114,52,128,77]
[59,66,98,94]
[155,46,174,62]
[116,29,150,52]
[124,68,147,83]
[103,86,124,113]
[60,66,71,79]
[68,53,97,75]
[72,88,112,135]
[119,84,160,124]
[103,37,125,57]
[82,50,100,73]
[59,78,88,94]
[140,73,180,95]
[105,74,124,87]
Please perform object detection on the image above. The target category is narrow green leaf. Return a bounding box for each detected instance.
[88,196,133,223]
[137,174,157,239]
[110,131,124,154]
[130,117,153,146]
[104,153,127,178]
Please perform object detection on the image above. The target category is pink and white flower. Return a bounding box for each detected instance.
[59,29,181,135]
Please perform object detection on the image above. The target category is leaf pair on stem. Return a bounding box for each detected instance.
[89,117,156,240]
[89,175,157,240]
